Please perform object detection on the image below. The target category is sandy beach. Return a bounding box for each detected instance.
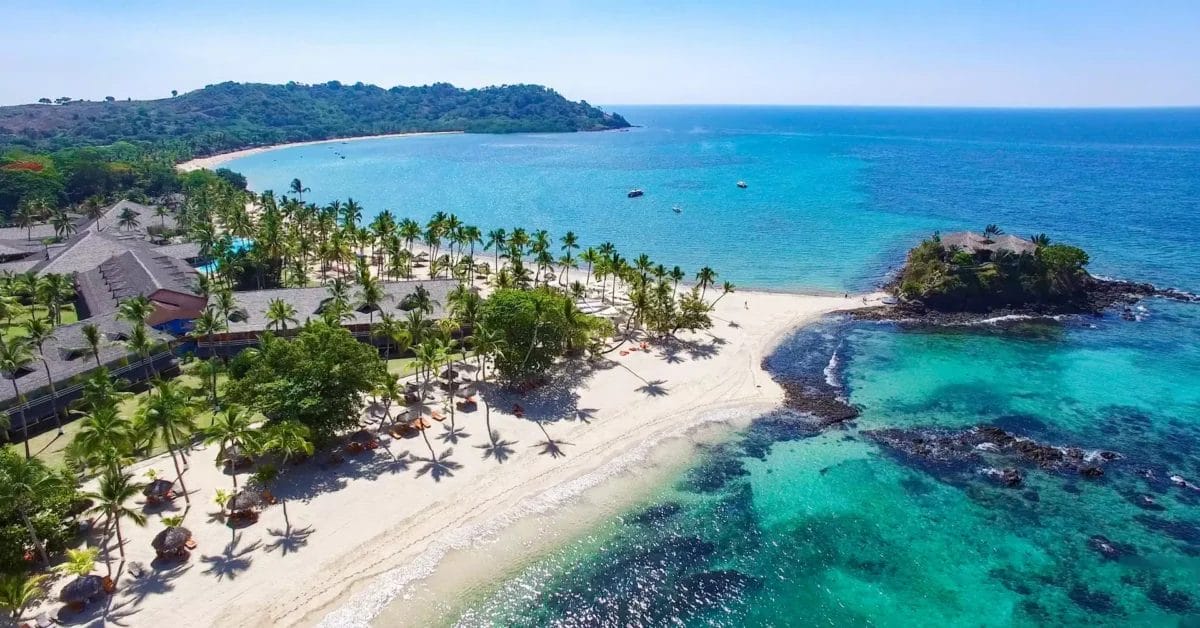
[176,131,465,172]
[36,290,881,627]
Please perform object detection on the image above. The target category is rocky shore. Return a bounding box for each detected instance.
[851,277,1198,326]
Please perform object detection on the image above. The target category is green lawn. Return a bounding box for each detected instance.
[1,304,79,340]
[9,366,228,469]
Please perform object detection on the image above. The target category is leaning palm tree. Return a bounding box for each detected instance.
[0,335,36,458]
[86,470,147,562]
[202,405,257,491]
[125,322,157,382]
[710,281,737,308]
[265,298,299,332]
[136,379,198,505]
[23,316,64,434]
[288,178,310,203]
[255,420,312,530]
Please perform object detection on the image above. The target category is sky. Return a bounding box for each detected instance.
[4,0,1199,107]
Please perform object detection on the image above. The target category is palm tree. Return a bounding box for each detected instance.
[23,316,63,434]
[484,228,508,272]
[50,210,76,239]
[710,281,736,308]
[136,379,198,505]
[14,202,39,241]
[86,470,147,562]
[265,298,299,332]
[203,405,257,491]
[74,405,135,474]
[126,322,157,382]
[116,206,141,232]
[471,324,505,382]
[374,375,403,433]
[579,247,598,286]
[191,306,225,359]
[413,338,447,397]
[357,275,386,325]
[289,178,310,203]
[669,265,685,297]
[255,420,312,529]
[55,547,99,578]
[1030,233,1051,247]
[0,455,64,567]
[0,572,47,620]
[84,195,106,231]
[983,224,1004,242]
[0,336,36,458]
[695,266,718,299]
[117,295,154,327]
[153,205,171,228]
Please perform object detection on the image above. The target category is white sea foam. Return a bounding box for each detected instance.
[317,405,756,628]
[823,343,843,389]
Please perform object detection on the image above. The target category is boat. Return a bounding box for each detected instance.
[627,189,644,198]
[737,181,748,189]
[672,205,682,214]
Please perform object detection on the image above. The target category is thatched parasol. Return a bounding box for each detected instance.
[439,368,459,380]
[229,489,266,512]
[60,575,104,604]
[220,444,251,467]
[151,526,192,554]
[142,479,174,499]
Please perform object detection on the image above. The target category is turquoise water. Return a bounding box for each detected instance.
[224,108,1200,625]
[195,236,251,274]
[226,107,1200,293]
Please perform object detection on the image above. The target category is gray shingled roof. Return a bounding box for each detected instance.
[941,232,1038,256]
[0,312,173,403]
[154,242,203,261]
[101,200,177,235]
[34,230,150,275]
[219,279,456,334]
[76,250,200,317]
[0,223,60,241]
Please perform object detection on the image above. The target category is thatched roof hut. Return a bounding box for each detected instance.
[229,489,266,513]
[60,575,104,604]
[940,232,1038,256]
[439,368,459,380]
[151,526,192,554]
[142,479,174,500]
[220,444,252,468]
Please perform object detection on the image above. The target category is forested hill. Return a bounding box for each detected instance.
[0,81,631,155]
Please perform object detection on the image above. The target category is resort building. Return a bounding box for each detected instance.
[940,231,1039,257]
[198,279,456,353]
[0,312,176,434]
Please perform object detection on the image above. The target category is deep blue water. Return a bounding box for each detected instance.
[224,108,1200,626]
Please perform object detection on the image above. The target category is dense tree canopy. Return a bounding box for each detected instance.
[0,449,79,573]
[897,232,1092,311]
[224,322,386,441]
[0,81,631,155]
[479,288,607,385]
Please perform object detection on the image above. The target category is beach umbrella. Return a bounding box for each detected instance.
[151,526,192,554]
[229,489,266,513]
[220,444,251,467]
[142,479,174,500]
[60,575,104,605]
[439,368,459,380]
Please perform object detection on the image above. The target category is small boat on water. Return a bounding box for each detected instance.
[737,181,748,189]
[672,205,682,214]
[627,189,644,198]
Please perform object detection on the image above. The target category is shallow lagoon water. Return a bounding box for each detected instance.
[226,108,1200,625]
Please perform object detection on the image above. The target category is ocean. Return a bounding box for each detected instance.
[225,107,1200,626]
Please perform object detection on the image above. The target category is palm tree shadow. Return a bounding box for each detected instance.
[534,423,571,459]
[574,408,599,423]
[199,533,261,581]
[265,524,315,556]
[437,424,470,444]
[384,449,413,473]
[413,448,463,482]
[636,379,670,397]
[476,430,517,463]
[121,563,192,606]
[205,509,226,525]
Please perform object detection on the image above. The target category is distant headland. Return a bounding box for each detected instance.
[0,81,631,156]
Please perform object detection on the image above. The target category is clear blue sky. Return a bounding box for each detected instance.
[5,0,1199,107]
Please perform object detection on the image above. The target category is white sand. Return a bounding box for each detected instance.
[32,290,883,627]
[175,132,465,172]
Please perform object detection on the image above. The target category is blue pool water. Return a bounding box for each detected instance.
[227,108,1200,625]
[195,236,252,274]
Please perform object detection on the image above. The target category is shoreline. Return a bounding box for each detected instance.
[47,290,879,628]
[175,131,466,172]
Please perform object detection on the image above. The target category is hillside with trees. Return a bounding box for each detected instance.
[0,81,631,155]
